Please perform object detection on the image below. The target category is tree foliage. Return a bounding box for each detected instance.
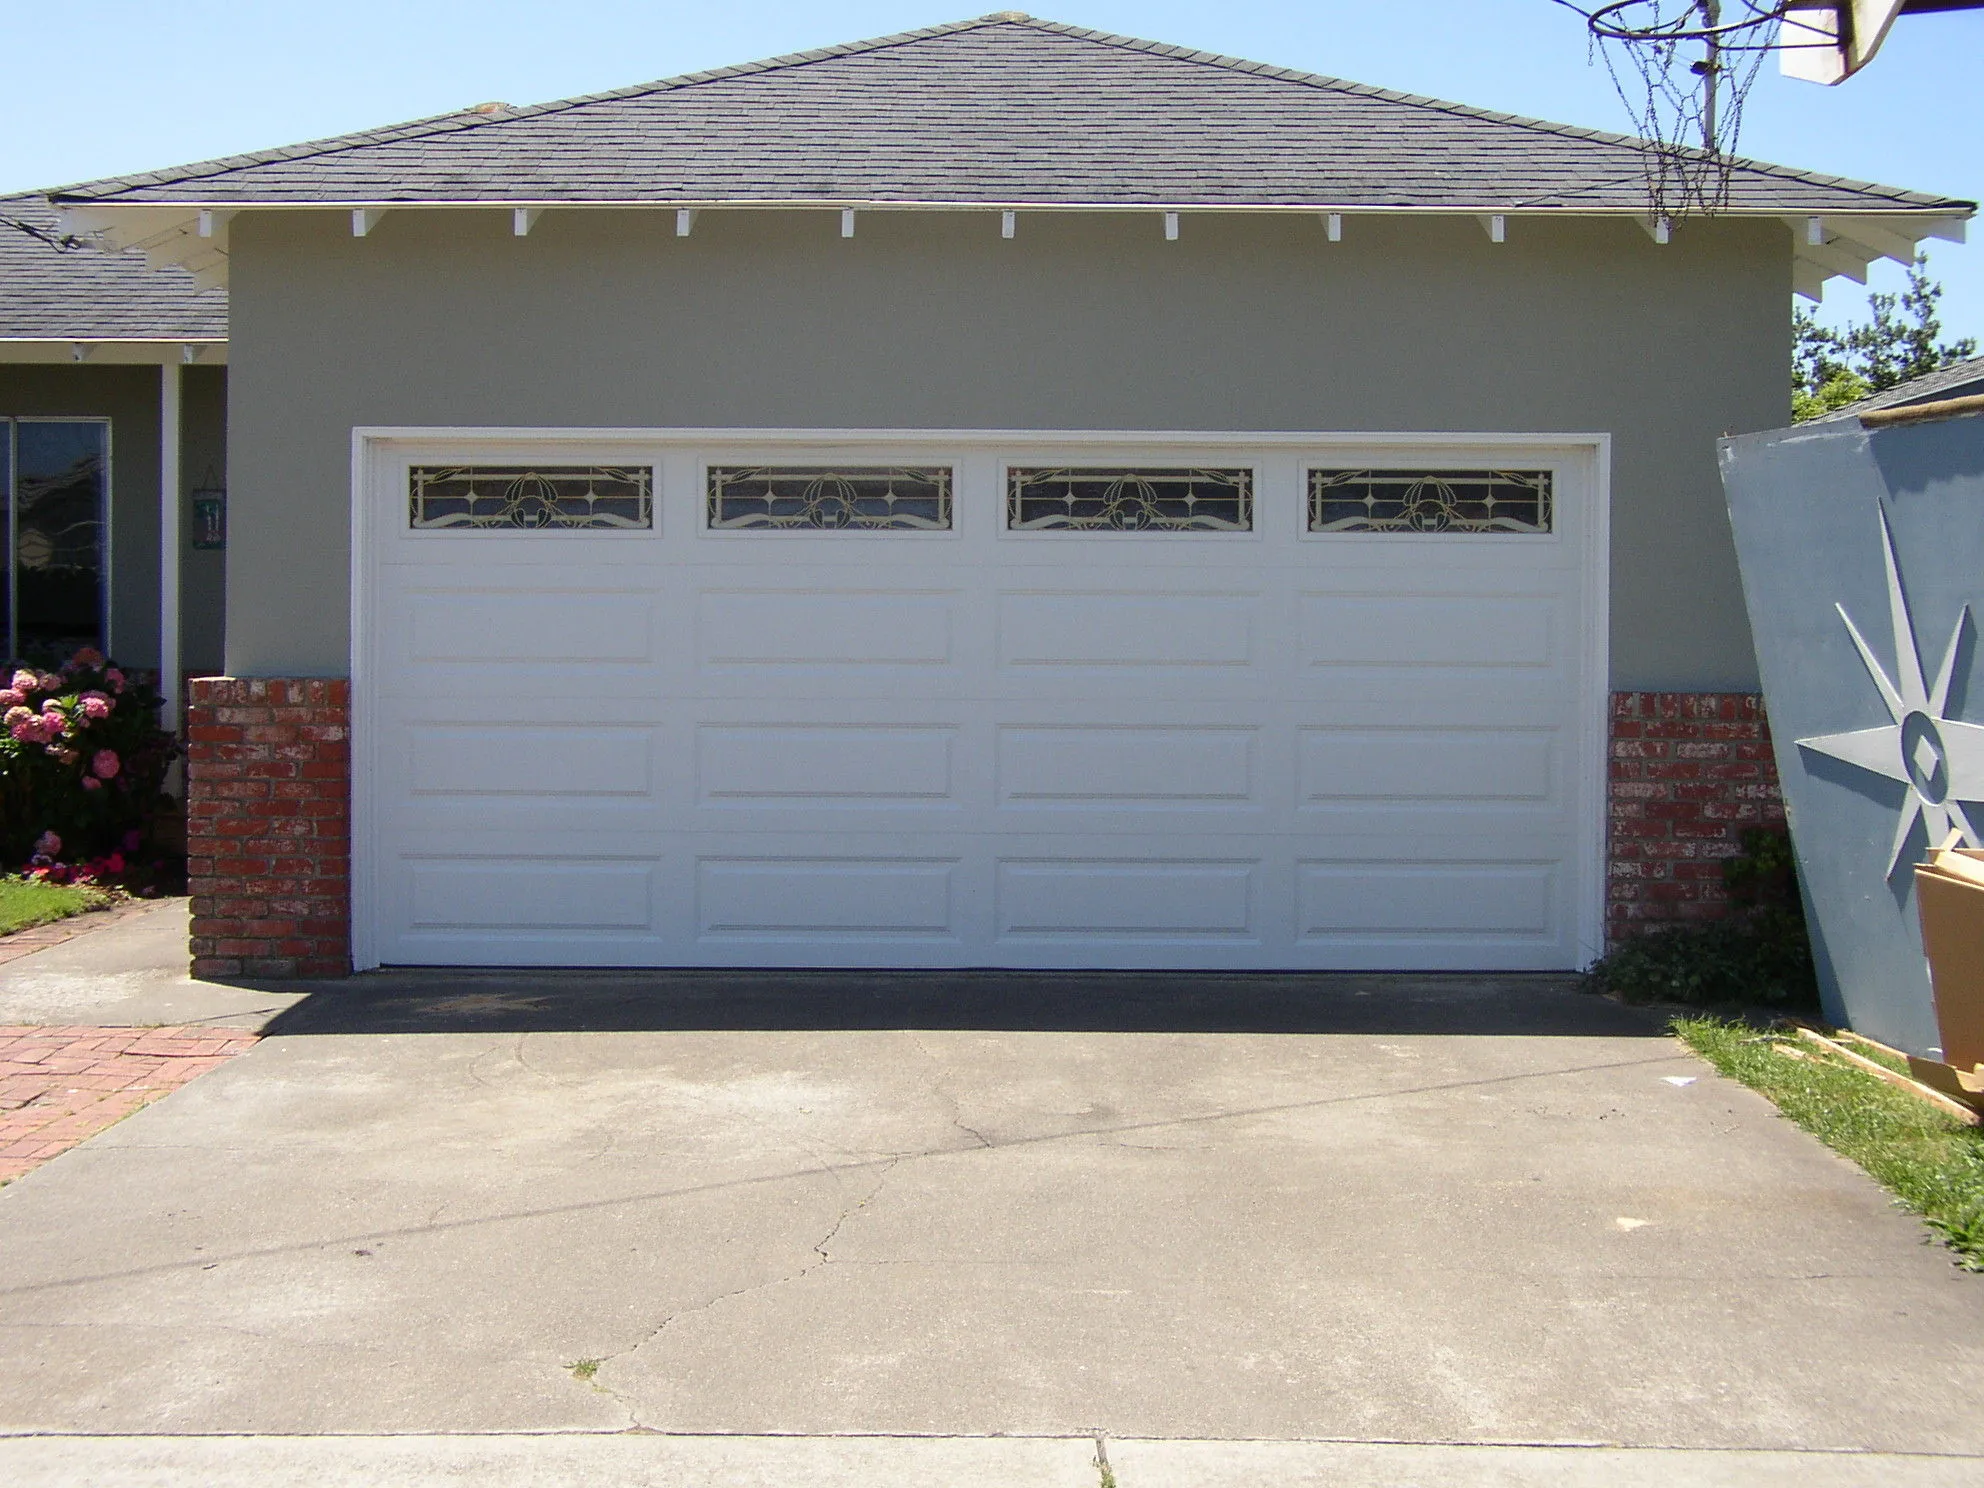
[1793,253,1978,421]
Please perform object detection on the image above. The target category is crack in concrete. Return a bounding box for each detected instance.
[904,1031,994,1150]
[588,1155,903,1430]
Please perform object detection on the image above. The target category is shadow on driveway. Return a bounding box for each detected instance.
[259,967,1667,1039]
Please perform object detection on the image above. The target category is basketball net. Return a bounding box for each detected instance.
[1557,2,1787,220]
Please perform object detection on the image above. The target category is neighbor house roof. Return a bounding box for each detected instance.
[1827,353,1984,419]
[0,195,226,355]
[40,13,1974,299]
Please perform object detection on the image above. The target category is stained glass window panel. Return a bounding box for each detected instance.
[1308,469,1552,534]
[1007,468,1253,532]
[707,467,952,530]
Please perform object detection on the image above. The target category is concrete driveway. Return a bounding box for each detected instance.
[1,944,1981,1481]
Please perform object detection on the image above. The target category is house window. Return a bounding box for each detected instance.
[1308,469,1553,534]
[1007,468,1253,532]
[707,467,953,531]
[4,418,110,662]
[408,466,653,530]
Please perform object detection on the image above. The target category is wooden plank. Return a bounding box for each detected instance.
[1833,1028,1910,1063]
[1797,1027,1983,1126]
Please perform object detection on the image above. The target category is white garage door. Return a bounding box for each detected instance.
[353,431,1607,971]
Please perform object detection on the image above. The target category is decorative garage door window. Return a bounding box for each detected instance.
[1007,468,1253,532]
[1308,469,1552,534]
[706,466,953,531]
[408,466,653,530]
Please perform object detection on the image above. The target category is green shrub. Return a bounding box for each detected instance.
[0,648,180,877]
[1584,827,1819,1011]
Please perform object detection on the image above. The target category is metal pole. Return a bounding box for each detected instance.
[1700,0,1721,155]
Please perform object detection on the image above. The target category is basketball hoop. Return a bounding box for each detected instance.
[1556,2,1786,219]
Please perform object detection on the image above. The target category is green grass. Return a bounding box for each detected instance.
[0,876,108,936]
[566,1358,601,1382]
[1676,1016,1984,1270]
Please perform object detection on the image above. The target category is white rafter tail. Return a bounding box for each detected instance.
[1923,216,1967,245]
[1324,212,1342,242]
[1824,216,1931,268]
[1163,212,1180,242]
[180,344,202,364]
[352,208,385,237]
[1807,216,1825,247]
[196,209,235,239]
[1478,214,1506,243]
[70,343,91,363]
[675,208,697,237]
[1640,216,1671,245]
[840,208,856,238]
[1792,260,1828,303]
[1836,603,1907,721]
[1001,210,1016,239]
[1876,504,1931,709]
[1797,724,1908,780]
[512,207,541,237]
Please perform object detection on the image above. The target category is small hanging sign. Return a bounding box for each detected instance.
[191,488,226,550]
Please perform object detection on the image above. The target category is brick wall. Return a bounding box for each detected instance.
[185,678,350,979]
[1608,691,1785,945]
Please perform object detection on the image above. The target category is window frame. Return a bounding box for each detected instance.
[3,415,114,661]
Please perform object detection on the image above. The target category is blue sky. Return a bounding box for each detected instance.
[5,2,1978,342]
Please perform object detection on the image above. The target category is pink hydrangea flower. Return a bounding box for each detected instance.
[34,831,60,858]
[105,668,125,693]
[79,693,112,720]
[70,647,106,668]
[81,776,102,792]
[3,705,30,727]
[0,689,21,708]
[92,749,121,780]
[11,669,37,693]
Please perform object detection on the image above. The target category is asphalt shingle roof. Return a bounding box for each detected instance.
[1826,354,1984,418]
[46,14,1970,215]
[0,196,226,340]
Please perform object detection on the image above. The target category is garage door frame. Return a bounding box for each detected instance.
[348,426,1612,972]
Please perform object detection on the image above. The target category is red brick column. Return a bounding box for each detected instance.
[185,678,350,979]
[1607,691,1785,945]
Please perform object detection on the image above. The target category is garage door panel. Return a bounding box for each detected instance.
[997,591,1260,671]
[404,723,658,800]
[1295,858,1562,943]
[696,724,960,808]
[403,589,658,666]
[1298,593,1558,670]
[695,856,962,942]
[1296,726,1560,809]
[401,857,660,934]
[697,589,959,669]
[994,724,1260,811]
[994,857,1259,941]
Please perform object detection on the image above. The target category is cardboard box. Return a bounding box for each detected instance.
[1914,843,1984,1076]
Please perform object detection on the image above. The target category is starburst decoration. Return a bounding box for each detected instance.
[1797,504,1984,879]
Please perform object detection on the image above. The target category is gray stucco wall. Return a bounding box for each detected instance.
[226,209,1790,685]
[0,362,227,674]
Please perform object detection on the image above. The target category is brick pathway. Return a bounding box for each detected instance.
[0,1027,258,1183]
